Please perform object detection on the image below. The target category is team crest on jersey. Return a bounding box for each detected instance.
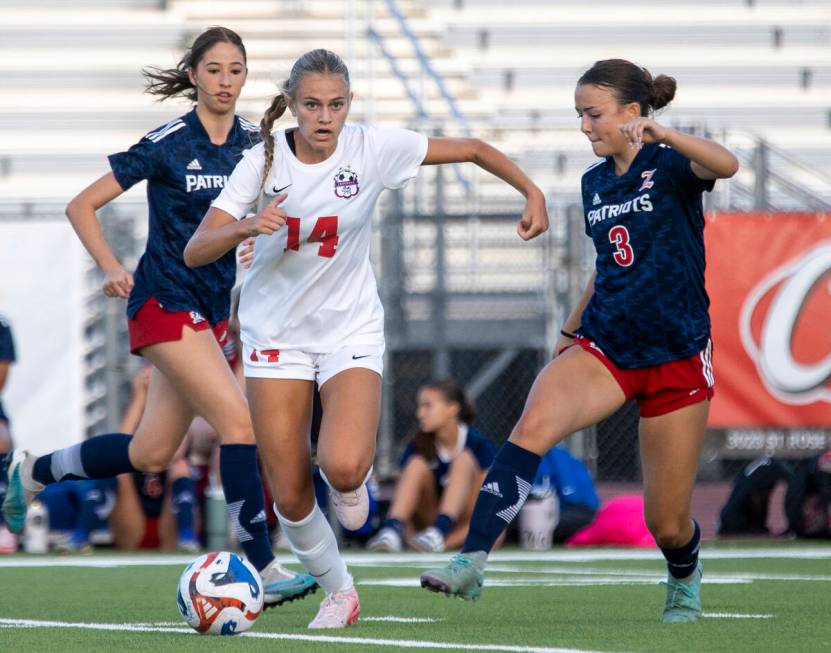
[334,166,360,199]
[639,169,656,191]
[189,311,205,325]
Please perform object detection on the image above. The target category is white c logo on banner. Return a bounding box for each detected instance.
[739,241,831,405]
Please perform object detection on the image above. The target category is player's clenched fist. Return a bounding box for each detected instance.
[618,117,669,151]
[102,266,134,299]
[517,188,550,241]
[243,193,288,236]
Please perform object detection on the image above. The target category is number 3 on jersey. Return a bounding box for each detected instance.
[284,216,339,258]
[608,225,634,267]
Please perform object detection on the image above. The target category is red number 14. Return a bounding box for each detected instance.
[284,216,339,258]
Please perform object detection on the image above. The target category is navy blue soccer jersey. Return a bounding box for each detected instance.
[400,426,496,490]
[108,109,261,324]
[0,314,15,423]
[579,143,716,368]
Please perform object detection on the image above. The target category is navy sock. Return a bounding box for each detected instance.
[171,476,196,539]
[462,441,541,554]
[433,513,454,537]
[382,518,405,537]
[33,433,136,485]
[219,444,273,571]
[661,520,701,579]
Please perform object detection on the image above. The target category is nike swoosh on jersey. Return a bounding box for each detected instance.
[351,354,370,360]
[272,184,292,194]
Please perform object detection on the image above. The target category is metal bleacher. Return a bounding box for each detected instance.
[3,0,829,209]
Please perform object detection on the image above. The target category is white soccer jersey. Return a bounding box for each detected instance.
[212,124,428,352]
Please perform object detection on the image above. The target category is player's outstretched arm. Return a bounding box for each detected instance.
[423,138,549,241]
[66,172,134,299]
[618,119,739,180]
[184,194,288,268]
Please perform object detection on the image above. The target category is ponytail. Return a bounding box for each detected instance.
[259,94,289,193]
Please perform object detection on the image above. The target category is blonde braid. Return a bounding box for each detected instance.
[259,94,288,193]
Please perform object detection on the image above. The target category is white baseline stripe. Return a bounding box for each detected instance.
[485,565,831,583]
[363,616,441,623]
[703,613,773,619]
[359,577,750,588]
[1,547,830,568]
[0,619,625,653]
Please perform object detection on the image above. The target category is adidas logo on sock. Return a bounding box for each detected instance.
[186,158,202,171]
[250,510,266,524]
[592,193,602,206]
[481,481,503,498]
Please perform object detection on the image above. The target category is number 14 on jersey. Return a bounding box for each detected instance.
[284,216,339,258]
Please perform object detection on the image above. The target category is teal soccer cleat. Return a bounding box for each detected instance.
[661,561,703,623]
[2,451,43,535]
[261,559,318,609]
[420,551,487,601]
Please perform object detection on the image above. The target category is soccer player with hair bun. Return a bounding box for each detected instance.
[421,58,739,624]
[185,47,548,628]
[2,26,315,607]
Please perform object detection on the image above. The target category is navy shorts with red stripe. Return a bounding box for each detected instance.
[127,297,231,359]
[570,335,715,418]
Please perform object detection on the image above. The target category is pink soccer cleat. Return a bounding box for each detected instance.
[307,588,361,629]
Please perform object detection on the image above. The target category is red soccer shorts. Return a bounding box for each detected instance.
[572,335,715,418]
[127,297,230,358]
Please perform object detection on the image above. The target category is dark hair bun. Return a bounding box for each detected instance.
[649,74,677,111]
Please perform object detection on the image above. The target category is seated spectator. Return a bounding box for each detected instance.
[38,478,116,552]
[368,379,495,553]
[718,451,831,538]
[40,367,200,553]
[109,366,198,552]
[531,446,600,543]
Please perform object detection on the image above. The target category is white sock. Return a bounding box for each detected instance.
[275,503,353,595]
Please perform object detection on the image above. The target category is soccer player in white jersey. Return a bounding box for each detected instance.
[184,48,549,628]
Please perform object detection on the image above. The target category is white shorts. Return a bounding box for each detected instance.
[242,342,385,387]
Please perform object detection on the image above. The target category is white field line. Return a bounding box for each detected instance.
[363,616,442,623]
[134,618,442,626]
[1,546,830,568]
[485,565,831,583]
[703,613,774,619]
[359,577,751,588]
[0,618,627,653]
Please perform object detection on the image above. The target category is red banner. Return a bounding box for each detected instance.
[705,212,831,427]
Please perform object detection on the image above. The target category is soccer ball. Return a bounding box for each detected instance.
[176,551,263,635]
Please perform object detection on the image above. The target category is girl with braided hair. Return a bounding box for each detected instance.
[185,48,548,627]
[2,26,315,606]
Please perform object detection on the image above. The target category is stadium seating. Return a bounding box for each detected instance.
[1,0,829,210]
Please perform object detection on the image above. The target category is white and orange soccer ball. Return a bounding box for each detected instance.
[177,551,263,635]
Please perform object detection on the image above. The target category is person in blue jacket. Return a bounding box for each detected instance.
[531,446,599,543]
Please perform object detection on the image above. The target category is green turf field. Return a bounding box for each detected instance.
[1,544,829,652]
